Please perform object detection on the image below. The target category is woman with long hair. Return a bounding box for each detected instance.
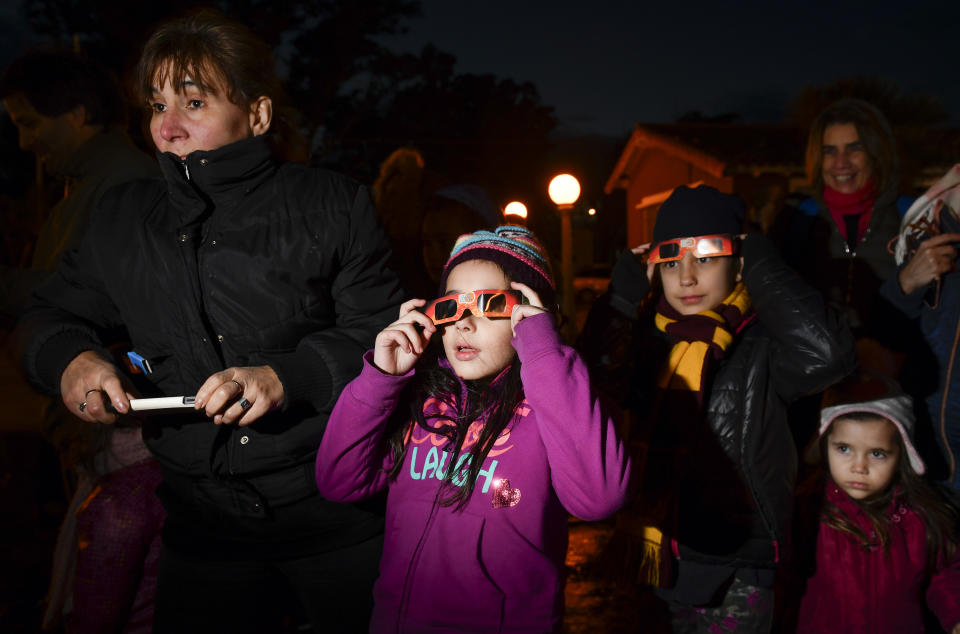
[775,98,910,348]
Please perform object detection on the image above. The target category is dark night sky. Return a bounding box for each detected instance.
[1,1,956,141]
[380,0,959,137]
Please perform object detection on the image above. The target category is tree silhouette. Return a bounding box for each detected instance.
[19,0,420,151]
[319,43,556,194]
[16,0,557,196]
[785,76,948,131]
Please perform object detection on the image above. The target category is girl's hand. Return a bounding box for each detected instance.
[952,622,960,634]
[373,299,436,375]
[631,243,656,283]
[509,281,550,336]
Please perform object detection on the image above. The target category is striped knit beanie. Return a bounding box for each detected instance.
[439,225,556,305]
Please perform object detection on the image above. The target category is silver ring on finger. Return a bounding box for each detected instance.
[229,379,243,391]
[238,397,251,411]
[78,400,88,412]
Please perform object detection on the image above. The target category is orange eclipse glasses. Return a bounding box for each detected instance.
[647,234,736,264]
[421,289,528,325]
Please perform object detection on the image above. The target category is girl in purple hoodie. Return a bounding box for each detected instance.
[315,226,632,633]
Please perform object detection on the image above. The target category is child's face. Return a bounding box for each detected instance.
[441,260,516,381]
[826,416,900,501]
[659,251,740,316]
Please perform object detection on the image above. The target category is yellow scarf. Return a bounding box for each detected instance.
[654,282,752,394]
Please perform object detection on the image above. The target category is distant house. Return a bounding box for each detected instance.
[603,123,807,247]
[604,123,960,248]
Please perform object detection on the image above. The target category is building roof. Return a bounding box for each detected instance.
[605,123,807,193]
[606,122,960,194]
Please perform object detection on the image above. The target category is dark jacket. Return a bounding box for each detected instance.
[1,129,158,319]
[880,270,960,489]
[578,235,855,574]
[18,136,404,526]
[771,193,907,340]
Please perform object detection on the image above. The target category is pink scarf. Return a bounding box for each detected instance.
[823,176,877,243]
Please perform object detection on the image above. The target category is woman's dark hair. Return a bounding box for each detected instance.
[134,9,306,159]
[805,98,899,202]
[384,265,528,510]
[818,413,958,574]
[135,9,282,108]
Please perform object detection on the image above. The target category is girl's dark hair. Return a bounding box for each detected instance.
[819,413,958,573]
[384,265,527,510]
[805,98,899,202]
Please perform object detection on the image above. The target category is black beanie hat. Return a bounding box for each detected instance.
[652,185,745,244]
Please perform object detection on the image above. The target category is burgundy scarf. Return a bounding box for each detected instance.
[654,282,753,407]
[823,176,877,243]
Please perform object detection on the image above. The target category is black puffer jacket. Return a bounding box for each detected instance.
[578,235,855,568]
[771,193,905,338]
[19,136,404,520]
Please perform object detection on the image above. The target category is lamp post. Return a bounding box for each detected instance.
[548,174,580,331]
[503,201,528,224]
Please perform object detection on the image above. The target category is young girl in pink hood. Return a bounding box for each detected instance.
[315,226,632,633]
[794,376,960,634]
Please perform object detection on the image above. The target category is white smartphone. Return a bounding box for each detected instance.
[128,396,196,412]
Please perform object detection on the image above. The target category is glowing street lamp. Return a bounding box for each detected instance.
[503,201,528,222]
[548,174,580,209]
[548,173,580,330]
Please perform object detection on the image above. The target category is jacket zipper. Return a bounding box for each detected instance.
[842,226,871,303]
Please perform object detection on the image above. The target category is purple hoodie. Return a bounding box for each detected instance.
[316,313,631,633]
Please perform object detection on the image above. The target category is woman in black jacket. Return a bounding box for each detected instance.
[578,186,855,633]
[17,10,403,633]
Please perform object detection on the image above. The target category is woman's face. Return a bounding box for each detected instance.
[148,64,262,159]
[821,123,872,194]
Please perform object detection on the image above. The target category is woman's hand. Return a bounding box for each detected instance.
[509,282,550,336]
[60,350,137,423]
[373,299,437,375]
[898,233,960,295]
[194,365,284,426]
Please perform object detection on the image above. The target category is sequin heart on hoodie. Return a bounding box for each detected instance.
[491,478,521,508]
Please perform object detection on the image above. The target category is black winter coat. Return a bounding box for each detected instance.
[19,136,404,522]
[578,235,855,569]
[770,193,903,339]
